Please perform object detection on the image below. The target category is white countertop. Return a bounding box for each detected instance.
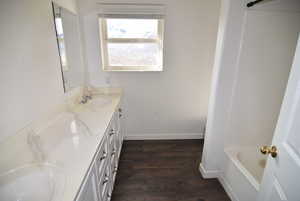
[0,92,122,201]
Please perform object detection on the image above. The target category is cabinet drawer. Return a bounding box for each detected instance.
[102,186,112,201]
[95,136,108,182]
[110,145,118,169]
[98,165,110,201]
[108,128,115,148]
[111,159,118,185]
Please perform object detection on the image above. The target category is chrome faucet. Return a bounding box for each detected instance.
[80,94,92,104]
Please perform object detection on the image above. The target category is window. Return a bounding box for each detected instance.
[54,16,69,71]
[99,17,164,71]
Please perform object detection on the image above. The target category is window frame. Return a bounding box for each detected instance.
[98,18,164,72]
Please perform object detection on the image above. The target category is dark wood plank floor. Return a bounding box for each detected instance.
[111,140,230,201]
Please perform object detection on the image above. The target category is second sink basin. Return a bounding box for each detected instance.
[0,163,65,201]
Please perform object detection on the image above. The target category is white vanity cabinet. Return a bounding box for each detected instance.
[75,165,99,201]
[76,107,123,201]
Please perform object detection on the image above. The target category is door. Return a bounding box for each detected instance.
[257,36,300,201]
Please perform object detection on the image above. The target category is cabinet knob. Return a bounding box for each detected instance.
[102,175,109,185]
[100,153,107,161]
[102,179,109,185]
[111,148,116,156]
[112,166,118,173]
[99,150,107,160]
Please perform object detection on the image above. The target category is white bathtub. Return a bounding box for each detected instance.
[222,147,267,201]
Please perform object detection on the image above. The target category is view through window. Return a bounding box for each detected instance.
[99,18,164,71]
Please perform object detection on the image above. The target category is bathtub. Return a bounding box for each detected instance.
[221,147,267,201]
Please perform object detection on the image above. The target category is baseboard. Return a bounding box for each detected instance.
[198,163,219,178]
[124,133,204,140]
[218,174,239,201]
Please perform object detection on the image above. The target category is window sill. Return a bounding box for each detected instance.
[103,66,163,72]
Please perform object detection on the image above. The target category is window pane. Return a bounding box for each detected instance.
[55,18,64,37]
[106,19,158,39]
[58,40,68,67]
[108,43,160,66]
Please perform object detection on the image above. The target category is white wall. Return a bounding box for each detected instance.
[54,0,78,14]
[78,0,221,138]
[201,0,300,176]
[201,0,242,174]
[0,0,77,142]
[227,9,300,147]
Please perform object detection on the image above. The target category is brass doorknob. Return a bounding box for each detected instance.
[260,145,278,158]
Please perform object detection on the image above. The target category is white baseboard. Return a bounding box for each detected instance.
[124,133,204,140]
[198,163,219,178]
[218,174,239,201]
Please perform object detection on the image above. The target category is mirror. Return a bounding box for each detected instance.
[52,2,85,92]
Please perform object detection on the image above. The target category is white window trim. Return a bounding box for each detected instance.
[98,18,164,72]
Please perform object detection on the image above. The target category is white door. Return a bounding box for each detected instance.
[257,35,300,201]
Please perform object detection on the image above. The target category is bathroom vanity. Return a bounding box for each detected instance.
[0,89,124,201]
[76,106,123,201]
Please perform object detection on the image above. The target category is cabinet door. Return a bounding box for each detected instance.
[76,166,99,201]
[95,135,108,183]
[108,122,117,159]
[98,164,110,201]
[114,108,123,158]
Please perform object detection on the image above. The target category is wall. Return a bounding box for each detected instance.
[201,0,300,177]
[201,0,243,175]
[54,0,78,14]
[0,0,77,142]
[227,9,300,147]
[78,0,221,139]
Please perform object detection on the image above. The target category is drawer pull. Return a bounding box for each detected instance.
[102,178,109,185]
[109,131,115,136]
[100,152,107,161]
[112,168,117,174]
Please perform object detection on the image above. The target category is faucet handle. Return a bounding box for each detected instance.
[86,94,92,100]
[27,130,45,162]
[80,96,88,104]
[27,130,38,145]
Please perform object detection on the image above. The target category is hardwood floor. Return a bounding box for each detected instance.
[111,140,230,201]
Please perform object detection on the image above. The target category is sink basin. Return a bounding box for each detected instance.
[0,163,65,201]
[83,96,112,113]
[89,97,112,108]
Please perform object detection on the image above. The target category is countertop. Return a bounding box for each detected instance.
[0,92,122,201]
